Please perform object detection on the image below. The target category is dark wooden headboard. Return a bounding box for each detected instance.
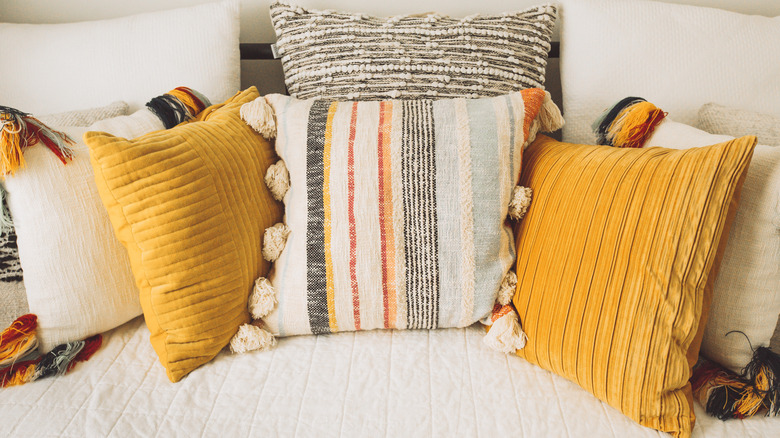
[239,42,560,60]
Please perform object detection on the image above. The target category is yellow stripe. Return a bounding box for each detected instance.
[324,102,339,332]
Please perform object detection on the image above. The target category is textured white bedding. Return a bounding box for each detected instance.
[2,317,779,437]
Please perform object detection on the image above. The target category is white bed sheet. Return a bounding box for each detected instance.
[1,317,778,437]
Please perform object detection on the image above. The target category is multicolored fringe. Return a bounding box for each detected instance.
[0,314,102,388]
[692,348,780,419]
[0,106,75,175]
[146,87,212,129]
[591,97,667,148]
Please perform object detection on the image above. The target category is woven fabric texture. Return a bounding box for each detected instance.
[647,119,780,373]
[86,88,283,382]
[696,103,780,147]
[270,2,556,100]
[263,90,546,336]
[37,101,129,128]
[513,135,756,437]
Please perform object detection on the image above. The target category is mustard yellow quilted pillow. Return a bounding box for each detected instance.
[85,87,282,382]
[513,135,755,437]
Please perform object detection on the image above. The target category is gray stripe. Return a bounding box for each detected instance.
[305,100,332,334]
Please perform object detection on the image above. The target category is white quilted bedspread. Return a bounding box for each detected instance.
[2,317,779,437]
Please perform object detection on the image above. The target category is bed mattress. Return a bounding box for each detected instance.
[2,317,778,437]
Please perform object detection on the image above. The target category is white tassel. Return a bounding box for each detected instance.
[229,323,276,354]
[524,118,541,150]
[483,311,527,354]
[508,186,532,220]
[537,91,565,133]
[240,97,276,140]
[262,223,290,262]
[265,160,290,202]
[497,271,517,306]
[249,277,277,319]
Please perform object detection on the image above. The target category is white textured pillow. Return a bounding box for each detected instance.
[3,111,165,352]
[560,0,780,144]
[646,119,780,373]
[0,1,239,114]
[0,101,130,330]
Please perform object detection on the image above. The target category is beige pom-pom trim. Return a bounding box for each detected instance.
[249,277,277,319]
[241,96,276,140]
[483,311,527,354]
[265,160,290,202]
[263,223,290,262]
[497,270,518,306]
[537,91,564,133]
[229,323,276,354]
[508,186,532,220]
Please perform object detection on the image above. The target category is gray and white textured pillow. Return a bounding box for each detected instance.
[270,2,557,100]
[0,101,128,329]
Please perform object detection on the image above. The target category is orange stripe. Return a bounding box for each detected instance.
[324,102,339,332]
[347,102,361,330]
[520,88,546,143]
[377,101,397,329]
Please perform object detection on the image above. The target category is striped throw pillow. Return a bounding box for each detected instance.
[259,90,559,336]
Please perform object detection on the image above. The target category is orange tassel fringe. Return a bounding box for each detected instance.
[0,106,74,176]
[0,314,102,388]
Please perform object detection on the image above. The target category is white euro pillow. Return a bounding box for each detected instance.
[0,1,239,114]
[560,0,780,144]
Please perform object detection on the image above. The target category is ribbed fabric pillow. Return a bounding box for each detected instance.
[260,90,556,336]
[270,2,557,100]
[646,119,780,373]
[513,135,756,437]
[86,88,283,382]
[696,102,780,147]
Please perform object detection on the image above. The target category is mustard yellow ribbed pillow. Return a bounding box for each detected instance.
[513,135,755,437]
[85,88,282,382]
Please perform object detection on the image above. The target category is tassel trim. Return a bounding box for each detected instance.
[692,335,780,419]
[263,223,290,262]
[482,304,527,354]
[537,91,565,133]
[0,314,102,387]
[591,97,667,148]
[241,97,276,140]
[508,186,532,221]
[1,106,75,176]
[249,277,277,319]
[265,160,290,202]
[229,323,276,354]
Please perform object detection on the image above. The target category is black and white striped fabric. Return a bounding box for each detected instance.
[0,226,22,282]
[270,2,557,100]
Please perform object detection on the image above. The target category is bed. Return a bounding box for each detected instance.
[2,317,778,437]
